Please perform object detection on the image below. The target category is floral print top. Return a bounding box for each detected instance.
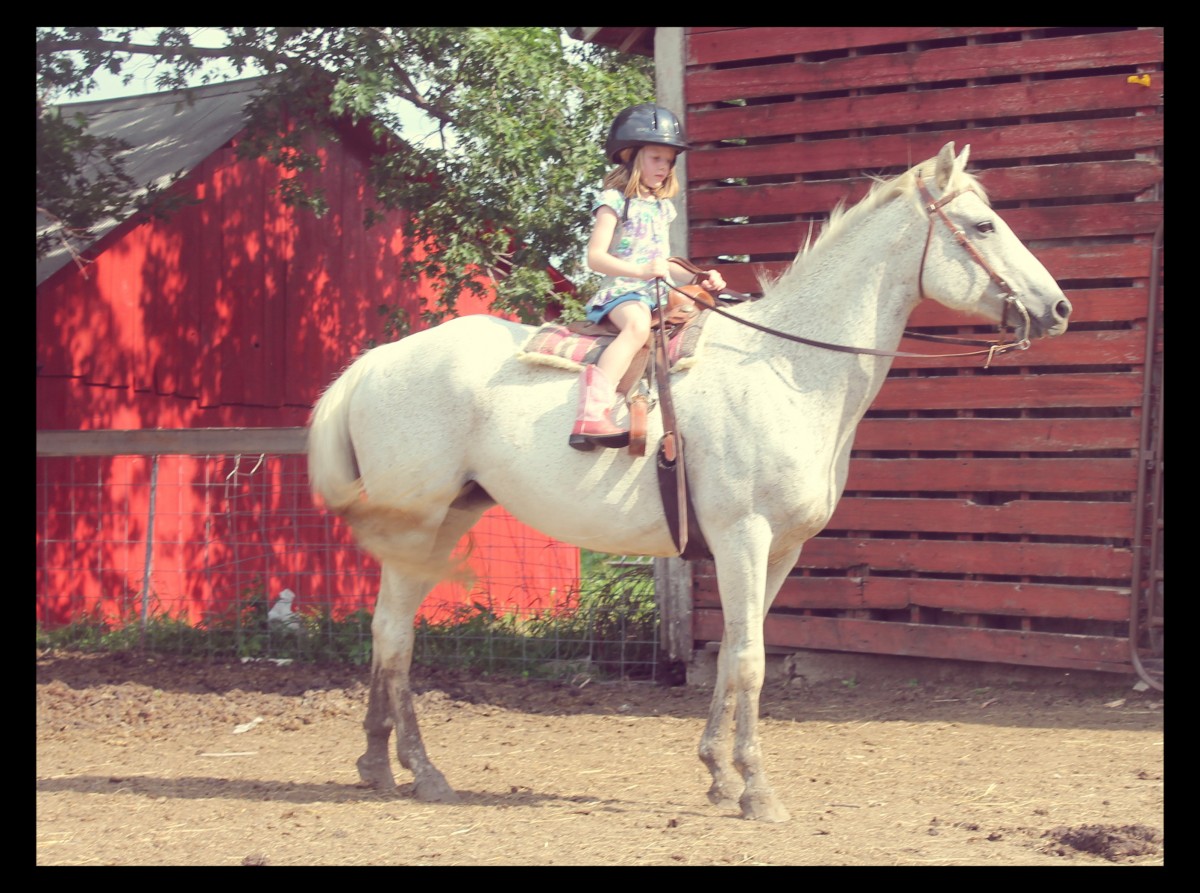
[586,188,677,315]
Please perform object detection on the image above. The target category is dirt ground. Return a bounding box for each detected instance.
[36,649,1163,867]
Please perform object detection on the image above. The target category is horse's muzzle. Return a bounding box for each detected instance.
[1040,295,1073,338]
[1021,293,1072,340]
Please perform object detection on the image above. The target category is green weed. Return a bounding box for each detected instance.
[36,552,661,679]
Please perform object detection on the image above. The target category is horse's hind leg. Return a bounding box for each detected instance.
[358,647,399,791]
[358,562,459,801]
[356,484,494,801]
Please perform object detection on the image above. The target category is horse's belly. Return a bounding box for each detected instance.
[471,436,679,557]
[347,317,679,557]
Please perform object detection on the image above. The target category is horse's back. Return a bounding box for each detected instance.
[364,314,527,373]
[352,315,535,476]
[352,314,530,404]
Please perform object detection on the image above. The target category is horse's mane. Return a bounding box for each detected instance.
[759,156,987,296]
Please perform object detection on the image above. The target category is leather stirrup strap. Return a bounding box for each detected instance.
[653,288,687,556]
[617,344,650,399]
[651,280,711,560]
[621,345,651,457]
[628,394,648,457]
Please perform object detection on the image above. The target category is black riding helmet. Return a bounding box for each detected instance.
[605,103,688,164]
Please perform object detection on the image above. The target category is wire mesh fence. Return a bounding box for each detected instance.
[36,434,664,680]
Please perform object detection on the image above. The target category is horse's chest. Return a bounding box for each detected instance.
[697,432,841,532]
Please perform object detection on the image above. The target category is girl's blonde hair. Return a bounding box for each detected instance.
[602,145,680,200]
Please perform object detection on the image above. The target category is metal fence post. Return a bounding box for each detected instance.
[141,454,159,631]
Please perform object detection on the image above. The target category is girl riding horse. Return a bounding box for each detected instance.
[570,103,726,450]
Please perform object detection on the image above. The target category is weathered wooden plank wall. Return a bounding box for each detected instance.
[682,26,1164,673]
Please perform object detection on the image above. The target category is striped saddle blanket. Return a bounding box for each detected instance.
[517,309,711,378]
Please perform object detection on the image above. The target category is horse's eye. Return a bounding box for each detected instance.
[975,221,995,234]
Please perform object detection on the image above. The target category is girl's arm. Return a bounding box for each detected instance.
[587,205,669,281]
[668,258,726,293]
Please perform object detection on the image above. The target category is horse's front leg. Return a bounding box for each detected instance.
[699,544,799,822]
[698,630,739,811]
[357,563,457,802]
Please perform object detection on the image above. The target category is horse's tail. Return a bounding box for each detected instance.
[307,356,369,515]
[307,350,479,586]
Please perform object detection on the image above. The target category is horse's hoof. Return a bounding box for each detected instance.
[413,771,459,804]
[739,793,791,823]
[356,754,397,792]
[706,782,742,811]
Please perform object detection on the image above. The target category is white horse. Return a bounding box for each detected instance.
[308,143,1071,822]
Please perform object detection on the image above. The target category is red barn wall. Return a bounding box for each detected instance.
[36,119,579,627]
[680,27,1163,674]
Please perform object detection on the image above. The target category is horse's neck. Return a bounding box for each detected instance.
[736,199,925,412]
[754,198,923,351]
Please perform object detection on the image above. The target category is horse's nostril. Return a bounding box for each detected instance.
[1056,299,1072,321]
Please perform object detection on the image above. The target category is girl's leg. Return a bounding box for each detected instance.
[596,301,652,387]
[569,301,652,451]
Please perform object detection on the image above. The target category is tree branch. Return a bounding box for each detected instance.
[40,37,292,69]
[383,60,453,126]
[36,206,93,277]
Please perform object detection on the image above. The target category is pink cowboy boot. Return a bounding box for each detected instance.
[568,365,630,451]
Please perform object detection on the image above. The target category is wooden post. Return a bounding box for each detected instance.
[653,27,695,663]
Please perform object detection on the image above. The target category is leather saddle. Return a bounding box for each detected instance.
[524,298,708,457]
[568,300,703,389]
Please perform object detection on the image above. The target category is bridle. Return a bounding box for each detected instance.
[665,172,1034,368]
[914,172,1032,356]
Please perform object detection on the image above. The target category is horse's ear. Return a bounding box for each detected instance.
[934,142,957,191]
[933,142,971,191]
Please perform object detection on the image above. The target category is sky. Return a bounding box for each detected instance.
[49,29,239,102]
[82,64,245,102]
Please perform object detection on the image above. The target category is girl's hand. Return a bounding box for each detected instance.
[702,270,726,292]
[643,258,670,281]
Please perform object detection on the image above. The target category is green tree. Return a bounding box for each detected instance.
[36,27,653,325]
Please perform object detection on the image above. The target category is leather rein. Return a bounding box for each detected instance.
[666,173,1033,369]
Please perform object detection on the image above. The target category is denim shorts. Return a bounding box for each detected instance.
[586,292,658,324]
